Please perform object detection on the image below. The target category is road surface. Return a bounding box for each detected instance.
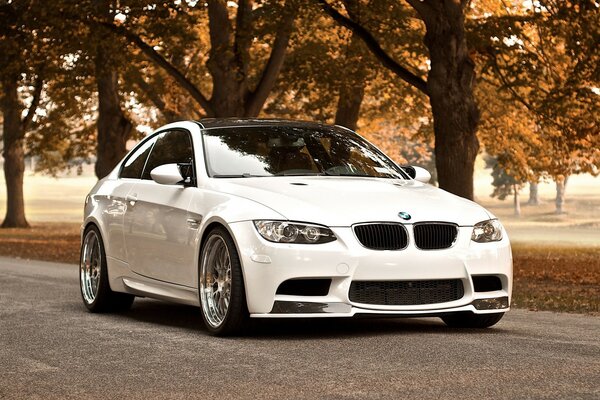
[1,257,599,399]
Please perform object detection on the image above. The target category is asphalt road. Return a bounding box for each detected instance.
[1,257,599,400]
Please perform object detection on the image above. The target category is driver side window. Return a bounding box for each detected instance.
[141,130,194,180]
[120,137,157,179]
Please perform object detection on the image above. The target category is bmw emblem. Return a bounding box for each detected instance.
[398,211,411,220]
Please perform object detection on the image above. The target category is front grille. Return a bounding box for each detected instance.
[413,223,458,249]
[349,279,464,305]
[353,223,408,250]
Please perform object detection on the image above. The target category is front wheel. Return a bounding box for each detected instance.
[441,312,505,328]
[199,227,248,336]
[80,226,134,313]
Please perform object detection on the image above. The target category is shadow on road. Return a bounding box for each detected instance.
[105,298,508,339]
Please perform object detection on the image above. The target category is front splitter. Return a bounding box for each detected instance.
[251,297,510,318]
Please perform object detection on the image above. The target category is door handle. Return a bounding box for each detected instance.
[186,218,201,229]
[126,194,138,205]
[186,216,202,229]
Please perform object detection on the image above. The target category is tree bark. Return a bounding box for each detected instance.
[94,0,133,179]
[1,75,29,228]
[527,181,539,205]
[422,1,480,200]
[555,175,568,214]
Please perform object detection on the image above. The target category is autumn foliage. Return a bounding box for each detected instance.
[1,0,599,226]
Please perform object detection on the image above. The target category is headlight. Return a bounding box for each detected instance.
[471,219,503,243]
[253,221,336,244]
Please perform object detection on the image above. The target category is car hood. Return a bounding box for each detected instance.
[210,177,490,227]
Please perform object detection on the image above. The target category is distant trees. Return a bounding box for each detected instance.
[474,0,599,213]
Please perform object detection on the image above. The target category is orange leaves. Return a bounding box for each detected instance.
[511,244,600,314]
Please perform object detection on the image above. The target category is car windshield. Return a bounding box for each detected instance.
[202,125,409,179]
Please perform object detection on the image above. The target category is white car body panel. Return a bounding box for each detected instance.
[207,176,491,226]
[82,119,512,320]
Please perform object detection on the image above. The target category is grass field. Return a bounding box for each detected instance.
[1,222,598,316]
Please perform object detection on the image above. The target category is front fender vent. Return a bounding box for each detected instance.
[353,223,408,250]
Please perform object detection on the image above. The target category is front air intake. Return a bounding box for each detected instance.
[353,223,408,250]
[349,279,464,305]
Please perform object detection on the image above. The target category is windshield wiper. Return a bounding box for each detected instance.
[321,171,373,177]
[275,172,325,176]
[212,173,268,178]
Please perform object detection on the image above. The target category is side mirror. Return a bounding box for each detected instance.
[150,164,184,185]
[403,165,431,183]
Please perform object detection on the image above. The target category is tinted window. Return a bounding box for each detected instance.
[202,126,408,179]
[142,130,194,180]
[120,137,157,179]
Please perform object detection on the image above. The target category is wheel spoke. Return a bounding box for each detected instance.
[200,234,235,329]
[80,230,102,305]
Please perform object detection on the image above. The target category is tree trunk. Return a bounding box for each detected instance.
[555,176,568,214]
[207,0,246,117]
[334,34,367,131]
[94,0,133,179]
[423,3,480,200]
[1,76,29,228]
[335,82,365,130]
[527,181,539,205]
[513,184,521,217]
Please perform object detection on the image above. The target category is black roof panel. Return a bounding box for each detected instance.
[196,118,343,130]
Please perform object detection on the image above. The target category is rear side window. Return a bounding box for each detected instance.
[142,130,194,180]
[120,137,157,179]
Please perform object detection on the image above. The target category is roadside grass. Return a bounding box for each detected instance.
[0,223,81,264]
[0,223,598,315]
[511,244,600,315]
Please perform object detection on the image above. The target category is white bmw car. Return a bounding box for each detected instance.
[80,119,512,335]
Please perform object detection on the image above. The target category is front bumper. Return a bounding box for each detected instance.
[229,221,513,318]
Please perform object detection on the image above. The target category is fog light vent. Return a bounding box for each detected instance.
[276,279,331,296]
[473,276,502,292]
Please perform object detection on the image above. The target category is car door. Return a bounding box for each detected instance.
[105,136,157,262]
[123,129,198,286]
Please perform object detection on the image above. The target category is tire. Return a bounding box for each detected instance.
[441,312,505,329]
[199,227,248,336]
[80,225,134,313]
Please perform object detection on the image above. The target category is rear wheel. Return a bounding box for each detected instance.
[199,227,248,336]
[80,226,134,312]
[441,312,504,328]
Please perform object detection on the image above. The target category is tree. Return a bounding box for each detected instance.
[0,1,47,228]
[485,155,523,216]
[262,1,435,171]
[317,0,480,200]
[473,0,599,211]
[527,182,539,205]
[93,0,135,179]
[97,0,297,118]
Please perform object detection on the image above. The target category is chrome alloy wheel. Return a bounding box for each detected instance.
[80,230,101,304]
[200,235,232,328]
